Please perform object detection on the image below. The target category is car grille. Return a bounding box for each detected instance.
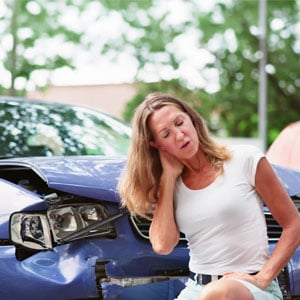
[264,211,282,241]
[130,215,151,239]
[130,212,282,241]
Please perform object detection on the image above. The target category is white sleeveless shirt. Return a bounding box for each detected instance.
[174,145,269,275]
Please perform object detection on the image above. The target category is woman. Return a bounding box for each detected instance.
[118,93,300,300]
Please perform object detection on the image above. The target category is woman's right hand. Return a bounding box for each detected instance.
[150,148,182,254]
[158,149,183,180]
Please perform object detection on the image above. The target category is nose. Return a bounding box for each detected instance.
[175,129,184,141]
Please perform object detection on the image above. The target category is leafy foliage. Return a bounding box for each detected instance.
[123,80,222,136]
[1,0,299,146]
[1,0,89,95]
[120,0,300,145]
[196,0,300,144]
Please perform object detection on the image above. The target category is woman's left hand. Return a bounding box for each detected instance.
[222,272,268,290]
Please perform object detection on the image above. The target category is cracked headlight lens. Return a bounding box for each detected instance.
[10,204,113,250]
[47,205,111,242]
[10,213,52,250]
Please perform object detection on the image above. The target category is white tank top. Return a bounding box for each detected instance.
[174,145,269,275]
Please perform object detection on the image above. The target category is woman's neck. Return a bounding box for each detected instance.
[181,149,210,173]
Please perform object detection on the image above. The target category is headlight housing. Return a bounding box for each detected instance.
[10,204,116,250]
[10,213,52,250]
[48,205,114,242]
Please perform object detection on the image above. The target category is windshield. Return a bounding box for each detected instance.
[0,98,131,157]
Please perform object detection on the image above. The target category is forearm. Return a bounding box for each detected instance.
[254,158,300,288]
[149,174,180,255]
[257,218,300,288]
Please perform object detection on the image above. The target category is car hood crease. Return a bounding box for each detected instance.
[0,156,126,203]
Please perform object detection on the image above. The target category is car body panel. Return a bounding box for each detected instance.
[0,243,99,299]
[273,164,300,196]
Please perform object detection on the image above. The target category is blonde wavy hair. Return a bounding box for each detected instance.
[117,93,231,219]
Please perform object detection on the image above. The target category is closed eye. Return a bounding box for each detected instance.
[176,120,184,127]
[162,131,169,138]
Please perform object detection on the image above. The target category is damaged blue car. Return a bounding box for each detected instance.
[0,156,299,299]
[0,95,299,299]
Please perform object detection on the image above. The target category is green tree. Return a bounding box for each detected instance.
[196,0,300,144]
[123,80,221,135]
[0,0,90,96]
[103,0,300,145]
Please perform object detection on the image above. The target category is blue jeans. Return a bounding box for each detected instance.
[175,278,283,300]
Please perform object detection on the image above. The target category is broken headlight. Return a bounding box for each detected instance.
[48,205,114,242]
[10,204,115,250]
[10,213,52,250]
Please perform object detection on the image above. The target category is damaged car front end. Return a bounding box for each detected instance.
[0,157,299,299]
[0,156,187,300]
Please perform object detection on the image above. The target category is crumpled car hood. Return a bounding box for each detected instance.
[0,157,299,200]
[0,156,126,203]
[0,157,299,201]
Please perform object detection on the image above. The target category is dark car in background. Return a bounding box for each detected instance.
[0,96,299,299]
[0,96,131,157]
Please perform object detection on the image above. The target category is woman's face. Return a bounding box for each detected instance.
[148,105,199,159]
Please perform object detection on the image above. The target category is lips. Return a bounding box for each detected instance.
[181,141,190,149]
